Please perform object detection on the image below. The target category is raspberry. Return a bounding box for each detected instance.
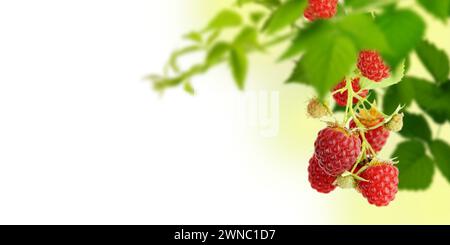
[357,50,390,82]
[308,155,336,193]
[332,78,369,107]
[350,120,390,153]
[314,126,361,176]
[358,162,399,207]
[307,98,330,118]
[304,7,316,21]
[304,0,339,21]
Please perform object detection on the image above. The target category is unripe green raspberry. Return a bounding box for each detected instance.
[307,98,330,118]
[336,174,356,189]
[385,113,404,132]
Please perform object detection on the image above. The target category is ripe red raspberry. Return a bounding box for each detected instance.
[314,126,361,176]
[357,50,390,82]
[308,155,336,193]
[350,121,390,153]
[358,163,399,207]
[332,78,369,107]
[304,0,339,21]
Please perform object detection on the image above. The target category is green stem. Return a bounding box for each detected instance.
[343,78,377,160]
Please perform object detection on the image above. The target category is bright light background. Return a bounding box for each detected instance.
[0,0,449,224]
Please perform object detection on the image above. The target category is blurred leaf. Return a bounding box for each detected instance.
[345,0,375,9]
[184,32,202,43]
[393,140,434,190]
[280,21,331,60]
[411,77,450,124]
[183,82,195,95]
[416,40,450,84]
[429,140,450,184]
[345,0,394,10]
[404,56,411,73]
[233,26,260,50]
[229,46,248,90]
[399,112,432,143]
[287,36,357,97]
[376,10,425,68]
[382,77,414,114]
[336,14,390,53]
[236,0,281,8]
[206,42,230,66]
[207,10,242,30]
[250,11,266,24]
[417,0,450,22]
[263,0,307,34]
[205,31,221,46]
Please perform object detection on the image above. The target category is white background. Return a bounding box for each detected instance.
[0,0,338,224]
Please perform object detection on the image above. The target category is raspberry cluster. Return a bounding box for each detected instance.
[306,49,402,206]
[304,0,339,21]
[299,6,400,207]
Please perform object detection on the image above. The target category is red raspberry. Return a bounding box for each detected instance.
[304,0,339,21]
[308,155,336,193]
[350,121,390,153]
[357,50,390,82]
[358,163,399,207]
[314,126,361,176]
[332,78,369,107]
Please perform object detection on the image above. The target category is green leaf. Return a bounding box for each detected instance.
[345,0,377,9]
[206,31,221,46]
[345,0,395,10]
[360,61,405,89]
[416,40,450,84]
[184,32,202,43]
[233,26,260,50]
[382,77,415,114]
[411,77,450,124]
[376,10,425,68]
[429,140,450,184]
[279,21,331,61]
[206,42,230,66]
[229,46,248,90]
[183,82,195,95]
[399,112,432,143]
[288,36,357,97]
[236,0,281,8]
[336,14,390,53]
[207,10,242,30]
[250,11,266,24]
[392,140,434,190]
[417,0,450,22]
[280,14,389,61]
[263,0,307,34]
